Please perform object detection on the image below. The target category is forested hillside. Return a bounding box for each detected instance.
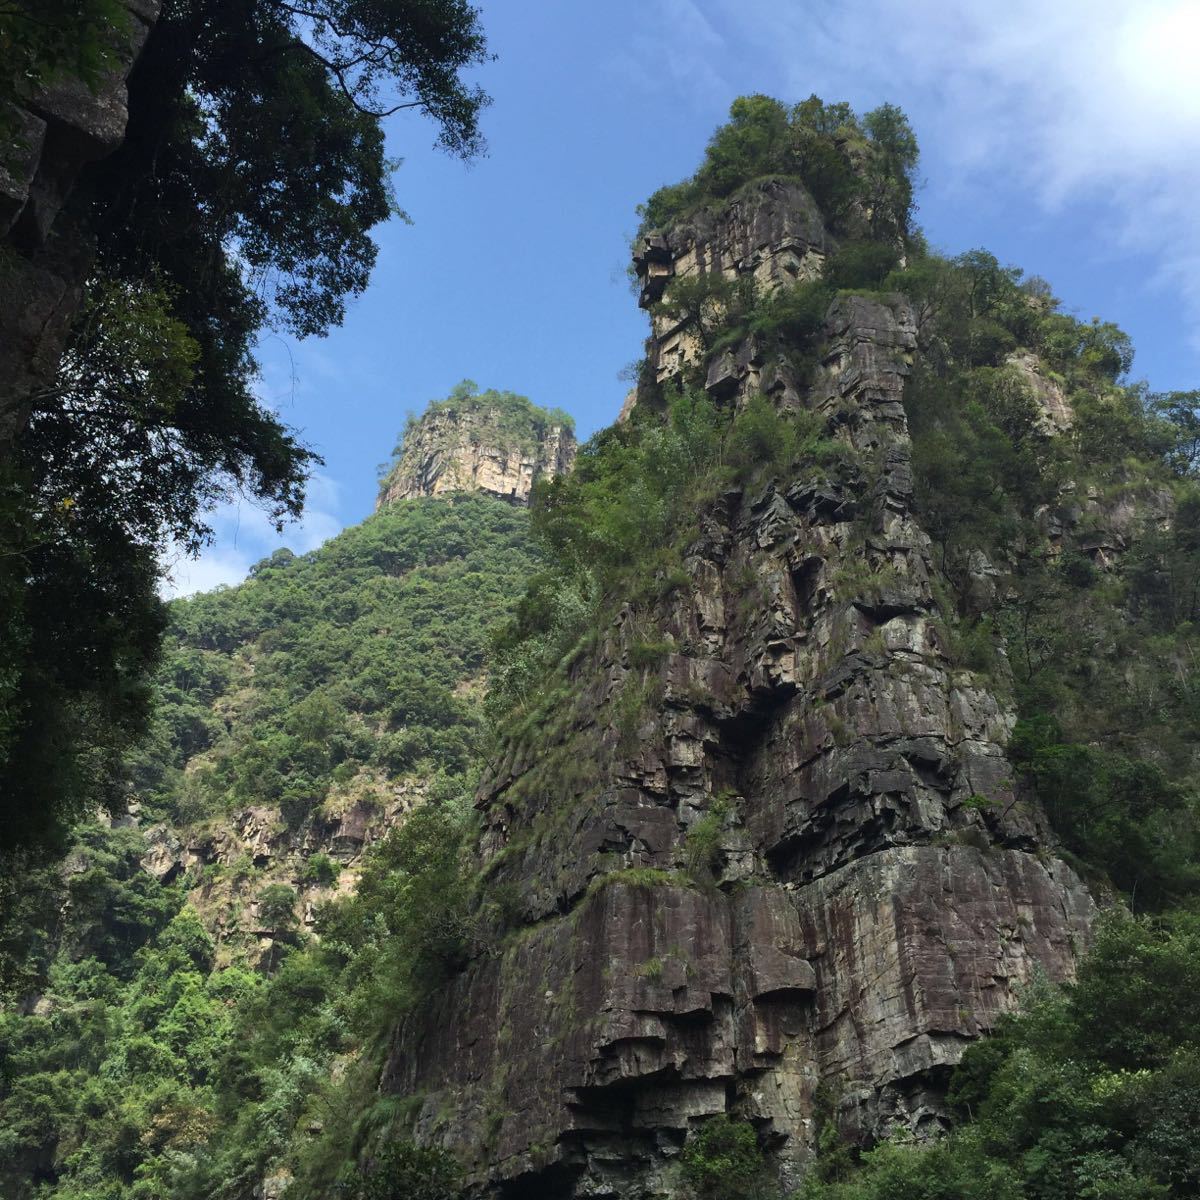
[0,486,539,1199]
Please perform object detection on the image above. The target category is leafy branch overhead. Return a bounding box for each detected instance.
[0,0,494,855]
[274,0,491,139]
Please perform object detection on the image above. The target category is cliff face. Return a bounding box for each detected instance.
[636,178,831,387]
[0,1,159,455]
[377,390,577,507]
[136,781,419,969]
[383,182,1095,1197]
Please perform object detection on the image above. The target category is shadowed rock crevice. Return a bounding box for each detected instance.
[0,2,159,456]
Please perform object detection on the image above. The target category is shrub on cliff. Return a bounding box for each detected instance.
[682,1117,769,1200]
[356,1141,463,1200]
[638,94,918,244]
[802,913,1200,1200]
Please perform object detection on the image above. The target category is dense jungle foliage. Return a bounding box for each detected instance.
[0,488,536,1199]
[0,0,491,856]
[4,88,1200,1200]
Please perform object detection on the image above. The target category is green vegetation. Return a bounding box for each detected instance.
[299,853,340,888]
[881,246,1200,912]
[356,1140,463,1200]
[639,94,918,246]
[685,793,733,883]
[0,490,534,1198]
[799,912,1200,1200]
[488,391,839,724]
[130,492,537,830]
[0,802,479,1200]
[682,1116,770,1200]
[0,0,492,858]
[0,2,128,127]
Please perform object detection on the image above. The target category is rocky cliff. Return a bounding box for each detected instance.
[135,781,420,969]
[0,1,158,456]
[381,180,1096,1198]
[377,384,577,507]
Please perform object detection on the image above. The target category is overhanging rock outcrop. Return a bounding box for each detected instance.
[383,181,1095,1198]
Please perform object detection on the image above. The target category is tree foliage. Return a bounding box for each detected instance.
[128,490,537,831]
[801,914,1200,1200]
[682,1116,769,1200]
[0,0,493,856]
[639,93,919,244]
[0,0,128,131]
[0,485,529,1199]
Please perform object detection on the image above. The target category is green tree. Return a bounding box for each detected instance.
[0,0,493,856]
[357,1141,463,1200]
[257,884,298,937]
[681,1117,767,1200]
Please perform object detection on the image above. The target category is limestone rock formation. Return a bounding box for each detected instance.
[1006,349,1073,433]
[377,390,576,507]
[382,181,1095,1197]
[0,1,159,455]
[634,178,831,387]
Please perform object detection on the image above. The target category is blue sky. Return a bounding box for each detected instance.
[164,0,1200,594]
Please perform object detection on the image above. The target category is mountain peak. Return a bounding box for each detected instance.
[376,382,577,507]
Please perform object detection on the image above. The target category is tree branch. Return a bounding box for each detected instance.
[290,38,424,118]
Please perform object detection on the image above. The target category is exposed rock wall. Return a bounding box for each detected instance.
[0,1,159,455]
[377,406,576,507]
[383,183,1095,1197]
[634,179,831,387]
[137,778,419,968]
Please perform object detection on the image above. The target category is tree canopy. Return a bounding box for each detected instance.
[638,93,919,244]
[0,0,492,856]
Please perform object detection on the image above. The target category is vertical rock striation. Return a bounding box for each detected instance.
[382,181,1095,1197]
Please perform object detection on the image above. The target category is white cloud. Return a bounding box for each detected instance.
[637,0,1200,337]
[160,472,345,599]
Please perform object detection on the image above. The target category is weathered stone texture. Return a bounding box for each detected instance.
[633,178,830,387]
[0,2,159,453]
[376,407,576,507]
[137,777,419,967]
[1005,349,1073,433]
[383,184,1095,1197]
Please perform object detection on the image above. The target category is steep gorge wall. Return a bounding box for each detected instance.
[0,1,159,455]
[383,182,1095,1198]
